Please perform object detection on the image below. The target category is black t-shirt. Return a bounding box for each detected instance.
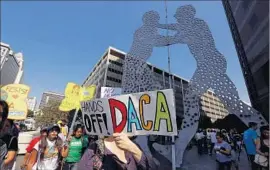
[0,134,18,152]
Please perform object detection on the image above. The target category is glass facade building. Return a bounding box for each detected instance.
[222,0,269,120]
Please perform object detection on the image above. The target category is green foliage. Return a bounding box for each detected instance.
[35,100,68,127]
[27,110,34,117]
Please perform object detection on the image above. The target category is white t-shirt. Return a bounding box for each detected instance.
[195,132,205,140]
[210,132,217,144]
[58,133,66,142]
[32,139,59,170]
[207,132,211,139]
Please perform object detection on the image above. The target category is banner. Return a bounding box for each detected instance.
[0,84,30,120]
[101,87,122,98]
[59,83,96,112]
[81,89,177,136]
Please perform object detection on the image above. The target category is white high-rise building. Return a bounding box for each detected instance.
[0,42,24,85]
[27,97,37,111]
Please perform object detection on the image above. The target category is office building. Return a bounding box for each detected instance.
[39,91,64,109]
[0,42,24,85]
[83,47,229,122]
[27,97,37,111]
[222,0,269,120]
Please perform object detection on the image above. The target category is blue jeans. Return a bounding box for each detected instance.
[63,162,78,170]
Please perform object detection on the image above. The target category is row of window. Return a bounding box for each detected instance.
[108,67,123,75]
[109,59,123,67]
[206,112,225,118]
[107,76,122,83]
[202,100,224,108]
[202,96,221,103]
[203,105,227,112]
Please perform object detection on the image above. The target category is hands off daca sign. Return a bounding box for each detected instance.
[81,89,177,136]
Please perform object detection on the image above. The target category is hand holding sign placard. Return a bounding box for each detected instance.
[81,89,177,136]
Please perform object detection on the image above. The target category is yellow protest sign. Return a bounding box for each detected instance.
[81,85,96,101]
[59,83,96,111]
[0,84,30,120]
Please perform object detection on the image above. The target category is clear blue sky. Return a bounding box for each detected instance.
[1,1,250,105]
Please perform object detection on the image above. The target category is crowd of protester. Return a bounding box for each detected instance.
[0,99,269,170]
[194,124,269,170]
[0,100,157,170]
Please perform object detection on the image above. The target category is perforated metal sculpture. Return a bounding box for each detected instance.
[122,11,169,94]
[122,5,268,168]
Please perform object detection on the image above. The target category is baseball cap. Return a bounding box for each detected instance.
[48,124,61,133]
[40,126,48,133]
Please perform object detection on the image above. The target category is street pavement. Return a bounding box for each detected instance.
[15,134,251,170]
[180,146,251,170]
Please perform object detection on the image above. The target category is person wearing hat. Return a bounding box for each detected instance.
[61,120,69,138]
[58,120,69,142]
[26,126,48,153]
[20,126,48,169]
[26,124,66,170]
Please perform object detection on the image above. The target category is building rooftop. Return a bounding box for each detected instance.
[42,91,64,97]
[83,46,190,85]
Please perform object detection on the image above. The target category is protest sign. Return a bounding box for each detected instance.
[0,84,30,120]
[101,87,122,98]
[81,89,177,136]
[81,85,96,101]
[59,83,96,112]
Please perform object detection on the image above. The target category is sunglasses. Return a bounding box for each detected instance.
[49,128,60,133]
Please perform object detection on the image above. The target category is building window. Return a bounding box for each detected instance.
[45,96,50,104]
[108,67,123,75]
[110,50,125,59]
[107,76,122,83]
[249,14,258,30]
[153,67,163,74]
[109,59,123,67]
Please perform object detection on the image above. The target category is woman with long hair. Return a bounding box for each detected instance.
[62,124,88,170]
[0,100,19,170]
[255,126,269,170]
[0,100,9,132]
[27,124,65,170]
[77,133,157,170]
[0,119,18,170]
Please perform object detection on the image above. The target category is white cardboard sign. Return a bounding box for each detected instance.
[81,89,177,136]
[101,87,122,98]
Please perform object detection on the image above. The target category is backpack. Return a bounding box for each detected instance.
[0,139,8,170]
[0,136,17,170]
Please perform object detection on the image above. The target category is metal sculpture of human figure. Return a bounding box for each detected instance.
[153,5,268,167]
[122,10,174,167]
[122,10,171,94]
